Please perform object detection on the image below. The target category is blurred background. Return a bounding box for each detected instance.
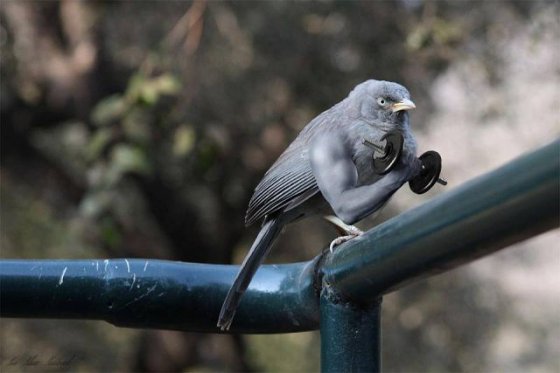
[1,0,559,371]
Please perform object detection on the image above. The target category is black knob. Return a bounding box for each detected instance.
[409,151,446,194]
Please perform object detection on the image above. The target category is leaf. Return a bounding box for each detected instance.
[122,108,151,144]
[110,144,152,176]
[125,73,147,103]
[86,129,113,161]
[151,74,181,95]
[91,95,127,126]
[125,73,181,106]
[173,125,196,157]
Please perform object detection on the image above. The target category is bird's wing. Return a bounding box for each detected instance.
[245,145,319,226]
[244,105,348,226]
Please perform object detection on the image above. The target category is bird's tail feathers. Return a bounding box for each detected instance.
[217,217,282,331]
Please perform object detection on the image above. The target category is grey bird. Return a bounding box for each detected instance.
[217,79,420,331]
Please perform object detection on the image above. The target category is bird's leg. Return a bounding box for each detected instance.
[323,215,364,252]
[324,215,364,236]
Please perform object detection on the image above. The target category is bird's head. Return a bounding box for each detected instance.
[348,79,416,129]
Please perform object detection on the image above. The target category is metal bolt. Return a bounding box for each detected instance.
[420,164,447,185]
[362,139,386,154]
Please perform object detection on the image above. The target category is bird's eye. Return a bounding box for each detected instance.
[377,97,387,106]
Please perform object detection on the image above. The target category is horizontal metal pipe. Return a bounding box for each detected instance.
[322,140,560,304]
[1,141,558,333]
[0,258,320,333]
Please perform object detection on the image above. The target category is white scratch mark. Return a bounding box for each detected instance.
[123,284,157,308]
[104,259,109,272]
[129,274,136,290]
[143,261,149,272]
[58,267,68,285]
[96,261,99,271]
[124,259,130,273]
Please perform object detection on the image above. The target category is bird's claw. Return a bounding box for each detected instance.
[329,231,363,253]
[217,318,233,332]
[324,215,364,252]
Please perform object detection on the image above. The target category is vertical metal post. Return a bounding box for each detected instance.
[320,292,382,372]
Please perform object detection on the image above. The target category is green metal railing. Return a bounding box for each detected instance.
[1,140,559,371]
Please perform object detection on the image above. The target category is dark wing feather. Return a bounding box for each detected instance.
[245,145,319,226]
[245,103,346,226]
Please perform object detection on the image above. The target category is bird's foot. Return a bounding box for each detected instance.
[329,233,363,252]
[324,215,364,236]
[217,317,233,332]
[324,215,364,252]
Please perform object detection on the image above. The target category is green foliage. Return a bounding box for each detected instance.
[82,72,181,248]
[91,95,127,126]
[86,128,113,161]
[407,19,463,51]
[110,144,152,177]
[126,73,180,106]
[87,71,181,178]
[92,73,180,127]
[173,124,196,157]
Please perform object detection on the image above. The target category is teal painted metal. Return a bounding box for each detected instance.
[0,259,320,333]
[320,293,381,372]
[0,141,558,357]
[322,140,559,304]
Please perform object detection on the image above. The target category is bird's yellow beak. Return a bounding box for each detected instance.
[391,98,416,112]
